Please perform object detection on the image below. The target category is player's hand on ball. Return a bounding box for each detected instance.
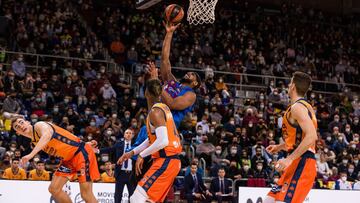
[135,155,144,176]
[163,21,181,33]
[275,157,293,172]
[266,145,279,154]
[117,151,134,165]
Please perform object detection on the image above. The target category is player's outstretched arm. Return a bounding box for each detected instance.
[21,122,53,165]
[161,22,180,82]
[287,104,317,161]
[161,91,196,111]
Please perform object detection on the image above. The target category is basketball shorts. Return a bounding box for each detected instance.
[54,143,100,183]
[138,156,181,202]
[268,151,316,203]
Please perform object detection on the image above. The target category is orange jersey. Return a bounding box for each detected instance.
[32,122,81,161]
[28,169,50,181]
[2,168,27,180]
[282,99,317,153]
[146,103,182,159]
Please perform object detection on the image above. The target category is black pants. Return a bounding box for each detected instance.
[185,193,211,203]
[115,171,135,203]
[213,195,235,203]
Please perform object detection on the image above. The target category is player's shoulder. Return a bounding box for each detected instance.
[19,168,26,173]
[29,169,36,174]
[4,168,11,173]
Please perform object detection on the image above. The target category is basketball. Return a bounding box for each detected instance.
[164,4,184,24]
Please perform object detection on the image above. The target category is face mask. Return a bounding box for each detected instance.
[107,130,113,135]
[101,156,109,162]
[341,176,347,182]
[36,98,42,102]
[257,166,263,171]
[345,128,351,133]
[338,137,343,141]
[326,137,331,141]
[354,120,359,124]
[352,144,356,149]
[249,123,253,128]
[354,138,359,142]
[10,147,16,152]
[111,136,116,141]
[334,118,339,122]
[66,80,71,85]
[33,157,40,162]
[85,111,91,115]
[348,169,354,173]
[311,94,315,98]
[243,165,250,171]
[90,122,96,126]
[197,130,202,135]
[104,84,110,88]
[343,160,349,165]
[274,178,279,183]
[68,111,73,116]
[31,119,38,123]
[132,123,137,128]
[210,129,215,134]
[87,136,93,141]
[324,148,329,153]
[216,150,222,155]
[125,115,130,119]
[231,149,237,154]
[64,99,69,103]
[131,102,136,107]
[229,121,235,125]
[54,107,59,113]
[259,95,264,100]
[354,160,359,165]
[260,104,264,109]
[204,99,209,104]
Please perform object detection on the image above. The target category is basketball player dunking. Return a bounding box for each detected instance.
[265,72,318,203]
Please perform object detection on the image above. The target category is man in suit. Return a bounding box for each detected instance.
[210,168,234,203]
[97,129,135,203]
[184,162,212,203]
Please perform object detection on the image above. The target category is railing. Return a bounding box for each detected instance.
[0,50,131,85]
[132,63,360,95]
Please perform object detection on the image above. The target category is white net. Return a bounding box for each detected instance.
[187,0,219,25]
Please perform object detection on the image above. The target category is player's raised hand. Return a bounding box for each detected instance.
[163,21,181,33]
[266,144,280,154]
[117,151,134,165]
[146,61,158,79]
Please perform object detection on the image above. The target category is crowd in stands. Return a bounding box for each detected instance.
[0,0,359,193]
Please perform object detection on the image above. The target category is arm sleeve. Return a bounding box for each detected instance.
[133,138,150,155]
[139,126,169,158]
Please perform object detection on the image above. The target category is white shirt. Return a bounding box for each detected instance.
[353,181,360,190]
[121,141,132,171]
[196,121,209,134]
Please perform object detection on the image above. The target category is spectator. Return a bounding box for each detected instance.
[11,54,26,80]
[185,157,205,177]
[333,172,352,190]
[100,161,115,183]
[317,153,331,179]
[210,168,234,203]
[184,162,212,203]
[2,90,21,113]
[28,161,50,181]
[99,80,117,100]
[2,158,26,180]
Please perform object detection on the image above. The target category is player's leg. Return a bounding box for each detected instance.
[79,181,97,203]
[48,175,72,203]
[130,185,149,203]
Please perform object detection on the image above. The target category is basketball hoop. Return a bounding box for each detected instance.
[187,0,218,25]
